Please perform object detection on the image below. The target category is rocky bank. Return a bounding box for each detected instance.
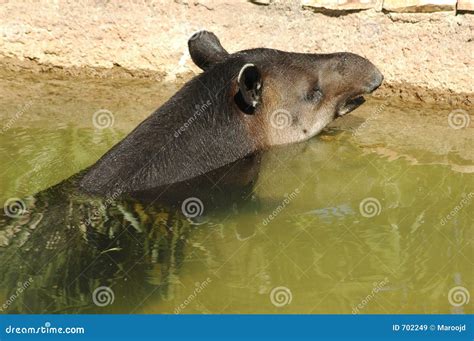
[0,1,472,106]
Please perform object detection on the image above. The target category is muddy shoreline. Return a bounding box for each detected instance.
[0,1,472,107]
[1,55,471,108]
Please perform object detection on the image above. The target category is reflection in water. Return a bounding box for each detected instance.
[0,153,262,313]
[0,127,472,314]
[0,72,472,314]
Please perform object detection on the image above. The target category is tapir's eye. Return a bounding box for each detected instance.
[304,86,323,102]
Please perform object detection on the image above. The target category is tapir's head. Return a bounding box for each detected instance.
[80,31,383,196]
[189,31,383,146]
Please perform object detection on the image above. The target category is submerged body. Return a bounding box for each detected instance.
[0,155,262,313]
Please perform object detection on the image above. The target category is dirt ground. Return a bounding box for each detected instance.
[0,0,472,107]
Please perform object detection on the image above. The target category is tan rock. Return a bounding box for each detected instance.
[383,0,456,12]
[0,1,472,106]
[457,0,474,11]
[250,0,272,5]
[302,0,377,10]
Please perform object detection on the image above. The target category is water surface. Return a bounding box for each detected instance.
[0,70,472,314]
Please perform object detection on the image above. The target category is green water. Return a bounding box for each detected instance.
[0,70,472,314]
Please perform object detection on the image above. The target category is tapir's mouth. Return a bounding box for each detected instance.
[337,96,366,116]
[336,69,383,117]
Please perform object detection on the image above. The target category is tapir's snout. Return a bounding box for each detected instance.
[346,53,383,94]
[320,53,384,116]
[366,68,384,93]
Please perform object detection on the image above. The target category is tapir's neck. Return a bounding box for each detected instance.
[80,73,257,197]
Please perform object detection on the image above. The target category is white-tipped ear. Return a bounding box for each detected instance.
[235,63,262,114]
[238,63,256,84]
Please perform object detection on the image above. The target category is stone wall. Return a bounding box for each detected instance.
[0,0,472,106]
[302,0,474,12]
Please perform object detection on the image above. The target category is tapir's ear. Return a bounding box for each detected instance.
[188,31,229,70]
[235,64,262,115]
